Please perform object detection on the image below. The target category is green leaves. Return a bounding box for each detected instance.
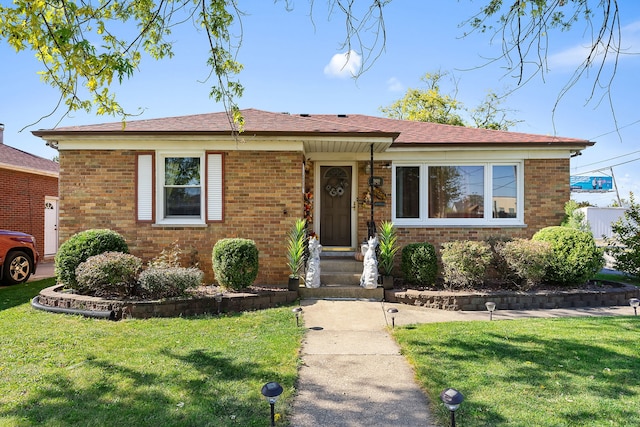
[0,0,244,120]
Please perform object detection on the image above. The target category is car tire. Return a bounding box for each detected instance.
[3,251,33,285]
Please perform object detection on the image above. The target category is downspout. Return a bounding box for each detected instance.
[31,296,116,320]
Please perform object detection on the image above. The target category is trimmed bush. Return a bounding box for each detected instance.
[532,226,604,285]
[75,251,142,297]
[498,239,553,289]
[212,238,259,290]
[138,267,204,299]
[55,229,129,287]
[401,242,438,286]
[441,240,492,289]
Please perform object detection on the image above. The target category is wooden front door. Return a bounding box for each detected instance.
[320,166,352,247]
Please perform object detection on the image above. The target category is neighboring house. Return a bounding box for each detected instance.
[0,124,60,258]
[32,109,593,285]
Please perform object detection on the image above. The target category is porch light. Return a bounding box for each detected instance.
[440,388,464,427]
[292,307,303,327]
[387,307,398,329]
[485,301,496,321]
[630,298,640,316]
[261,382,283,426]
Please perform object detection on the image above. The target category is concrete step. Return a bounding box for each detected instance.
[299,284,384,301]
[298,254,383,300]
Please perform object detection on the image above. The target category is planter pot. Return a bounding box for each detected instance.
[382,275,394,290]
[288,276,300,291]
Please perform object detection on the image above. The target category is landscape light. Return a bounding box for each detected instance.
[292,307,303,327]
[261,382,283,426]
[387,307,398,329]
[485,301,496,321]
[440,388,464,427]
[214,292,223,315]
[630,298,640,316]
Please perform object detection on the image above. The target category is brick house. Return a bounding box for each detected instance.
[1,124,59,258]
[32,109,593,285]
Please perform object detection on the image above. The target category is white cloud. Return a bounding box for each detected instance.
[548,19,640,69]
[386,77,404,92]
[323,50,362,78]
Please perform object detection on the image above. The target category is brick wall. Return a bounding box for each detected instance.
[0,168,58,257]
[58,150,304,285]
[58,150,569,286]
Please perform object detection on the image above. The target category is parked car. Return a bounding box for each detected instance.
[0,230,39,285]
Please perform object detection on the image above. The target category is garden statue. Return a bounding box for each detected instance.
[305,237,322,288]
[360,236,379,289]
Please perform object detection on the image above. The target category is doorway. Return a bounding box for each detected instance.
[319,165,354,247]
[44,197,59,256]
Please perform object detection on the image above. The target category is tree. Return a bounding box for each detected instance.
[605,192,640,278]
[0,1,621,127]
[379,71,465,126]
[0,0,386,129]
[464,0,621,117]
[380,71,519,130]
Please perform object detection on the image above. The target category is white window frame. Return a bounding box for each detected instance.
[392,161,524,227]
[157,152,206,225]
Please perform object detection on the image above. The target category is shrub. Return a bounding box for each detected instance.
[401,242,437,286]
[138,267,204,299]
[606,192,640,277]
[55,229,129,287]
[498,239,553,289]
[441,240,492,289]
[212,238,259,290]
[75,251,142,297]
[532,226,604,285]
[147,240,200,269]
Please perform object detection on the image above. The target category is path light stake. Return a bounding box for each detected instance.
[261,382,283,427]
[292,307,303,327]
[630,298,640,316]
[214,292,223,315]
[485,301,496,321]
[387,307,398,329]
[440,388,464,427]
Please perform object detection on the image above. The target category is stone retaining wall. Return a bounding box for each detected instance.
[385,284,640,311]
[37,285,299,319]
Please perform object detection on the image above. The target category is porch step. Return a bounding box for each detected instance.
[298,253,384,301]
[299,285,384,301]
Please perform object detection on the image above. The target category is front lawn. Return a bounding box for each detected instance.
[394,316,640,426]
[0,279,304,427]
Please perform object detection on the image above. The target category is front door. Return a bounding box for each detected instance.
[319,166,352,247]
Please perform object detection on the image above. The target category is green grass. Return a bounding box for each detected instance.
[0,279,304,427]
[394,316,640,427]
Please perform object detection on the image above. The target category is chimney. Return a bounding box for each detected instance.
[0,123,4,145]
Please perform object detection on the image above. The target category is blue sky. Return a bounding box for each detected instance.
[2,1,640,207]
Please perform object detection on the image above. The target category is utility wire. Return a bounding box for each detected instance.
[573,149,640,170]
[575,156,640,176]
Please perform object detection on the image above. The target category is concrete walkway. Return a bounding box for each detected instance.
[290,299,436,426]
[290,299,635,427]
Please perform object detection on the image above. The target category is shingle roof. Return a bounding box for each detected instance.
[0,143,59,176]
[32,108,593,147]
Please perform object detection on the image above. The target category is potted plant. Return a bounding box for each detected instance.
[286,218,307,290]
[378,221,399,289]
